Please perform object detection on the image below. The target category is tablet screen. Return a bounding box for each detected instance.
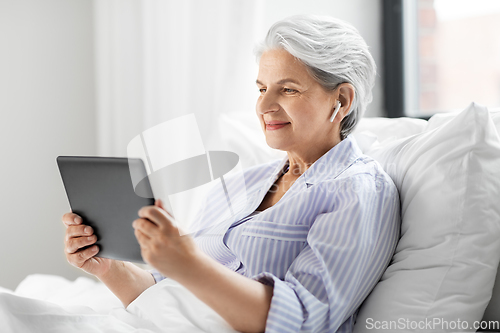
[57,156,154,264]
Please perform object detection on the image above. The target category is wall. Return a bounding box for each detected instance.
[0,0,96,289]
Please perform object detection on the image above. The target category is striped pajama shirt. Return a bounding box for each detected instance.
[151,135,400,333]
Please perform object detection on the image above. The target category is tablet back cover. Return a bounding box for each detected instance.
[57,156,154,264]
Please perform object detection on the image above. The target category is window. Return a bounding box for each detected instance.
[384,0,500,118]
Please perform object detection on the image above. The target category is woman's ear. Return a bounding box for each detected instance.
[333,83,355,122]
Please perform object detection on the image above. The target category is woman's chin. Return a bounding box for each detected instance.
[265,138,289,151]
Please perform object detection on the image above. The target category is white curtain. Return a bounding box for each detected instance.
[93,0,264,225]
[94,0,264,157]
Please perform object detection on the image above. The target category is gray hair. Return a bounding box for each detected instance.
[255,14,376,140]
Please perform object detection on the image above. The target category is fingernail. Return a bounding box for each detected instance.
[74,216,82,224]
[84,226,92,234]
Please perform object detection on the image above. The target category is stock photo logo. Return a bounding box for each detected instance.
[127,114,248,234]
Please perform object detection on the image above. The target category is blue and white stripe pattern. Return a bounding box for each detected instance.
[152,136,400,333]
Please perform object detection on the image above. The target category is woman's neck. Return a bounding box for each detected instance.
[285,137,342,177]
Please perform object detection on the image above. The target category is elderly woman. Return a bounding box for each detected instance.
[62,15,400,333]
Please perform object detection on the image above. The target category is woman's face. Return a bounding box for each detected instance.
[256,49,339,156]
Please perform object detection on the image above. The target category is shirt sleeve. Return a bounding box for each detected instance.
[253,175,400,332]
[148,269,167,283]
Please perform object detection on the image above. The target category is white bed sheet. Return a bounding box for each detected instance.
[0,274,237,333]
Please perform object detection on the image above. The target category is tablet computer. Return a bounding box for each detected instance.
[57,156,154,264]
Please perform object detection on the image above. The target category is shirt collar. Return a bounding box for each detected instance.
[261,135,363,194]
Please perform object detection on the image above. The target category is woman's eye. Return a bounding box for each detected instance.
[259,88,266,94]
[283,88,297,94]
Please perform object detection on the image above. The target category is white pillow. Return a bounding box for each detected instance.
[355,116,428,140]
[425,107,500,324]
[353,103,500,332]
[425,108,500,134]
[353,116,427,152]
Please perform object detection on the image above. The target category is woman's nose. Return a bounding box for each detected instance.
[257,92,280,115]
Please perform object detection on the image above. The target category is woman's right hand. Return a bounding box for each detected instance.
[62,212,114,278]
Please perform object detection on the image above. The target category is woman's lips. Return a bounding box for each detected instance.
[265,122,290,131]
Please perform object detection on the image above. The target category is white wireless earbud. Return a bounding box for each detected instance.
[329,100,342,122]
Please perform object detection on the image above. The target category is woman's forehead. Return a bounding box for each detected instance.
[257,49,312,84]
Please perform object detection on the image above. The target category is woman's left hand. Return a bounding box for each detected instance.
[132,200,201,280]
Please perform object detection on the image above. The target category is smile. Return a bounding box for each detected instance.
[265,122,290,131]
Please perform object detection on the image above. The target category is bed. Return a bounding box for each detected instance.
[1,102,499,332]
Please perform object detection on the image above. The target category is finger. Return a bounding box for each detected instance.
[62,213,83,227]
[67,245,99,268]
[66,225,94,241]
[138,206,174,229]
[66,234,97,254]
[132,218,157,238]
[134,228,151,246]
